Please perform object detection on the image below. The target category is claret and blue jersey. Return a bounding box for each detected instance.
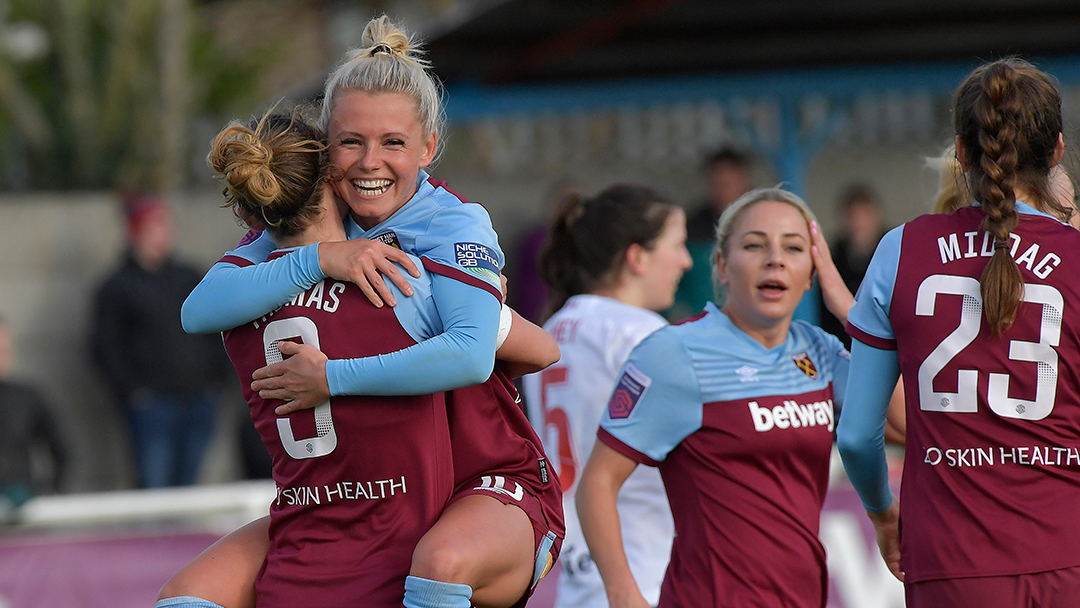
[194,171,564,604]
[343,174,504,301]
[598,301,848,608]
[222,248,454,607]
[843,202,1080,583]
[186,170,506,398]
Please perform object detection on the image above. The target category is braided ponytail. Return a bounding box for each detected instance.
[954,58,1062,336]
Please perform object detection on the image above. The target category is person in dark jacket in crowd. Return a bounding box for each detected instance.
[668,146,753,321]
[91,193,230,488]
[817,183,889,348]
[0,314,67,514]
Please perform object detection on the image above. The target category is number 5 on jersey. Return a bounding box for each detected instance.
[917,274,1062,421]
[540,366,576,492]
[263,317,338,459]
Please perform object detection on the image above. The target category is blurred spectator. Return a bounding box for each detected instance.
[509,179,580,323]
[818,183,888,347]
[667,146,753,321]
[0,314,68,515]
[238,410,272,479]
[90,193,230,488]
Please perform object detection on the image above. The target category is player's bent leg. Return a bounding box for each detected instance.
[157,515,269,608]
[409,494,534,608]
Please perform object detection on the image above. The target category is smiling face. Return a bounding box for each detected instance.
[328,90,438,229]
[716,200,814,346]
[637,208,693,312]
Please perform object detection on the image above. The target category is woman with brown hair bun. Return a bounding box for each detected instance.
[523,184,691,608]
[165,14,564,608]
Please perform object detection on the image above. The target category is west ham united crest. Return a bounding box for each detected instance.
[372,231,402,249]
[792,352,818,379]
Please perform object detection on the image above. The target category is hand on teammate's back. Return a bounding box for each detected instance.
[250,340,331,414]
[318,239,420,308]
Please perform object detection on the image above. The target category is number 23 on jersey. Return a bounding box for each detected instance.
[916,273,1062,421]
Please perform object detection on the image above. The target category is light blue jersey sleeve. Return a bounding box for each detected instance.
[846,224,904,344]
[823,329,851,409]
[836,225,905,513]
[599,328,704,464]
[325,272,499,396]
[181,231,324,333]
[415,202,504,297]
[836,340,900,513]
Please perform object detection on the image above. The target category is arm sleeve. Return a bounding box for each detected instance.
[598,328,703,464]
[181,242,324,333]
[324,272,499,396]
[846,225,904,348]
[826,331,851,409]
[836,339,900,513]
[414,202,504,298]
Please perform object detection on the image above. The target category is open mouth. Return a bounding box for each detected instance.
[351,178,392,196]
[757,279,788,297]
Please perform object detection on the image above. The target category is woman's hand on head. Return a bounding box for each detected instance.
[251,341,331,415]
[318,239,421,308]
[810,221,854,325]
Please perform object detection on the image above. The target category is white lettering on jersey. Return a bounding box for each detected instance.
[936,230,1060,278]
[749,399,834,433]
[276,476,408,506]
[251,281,349,328]
[285,280,350,313]
[473,475,524,501]
[921,445,1080,468]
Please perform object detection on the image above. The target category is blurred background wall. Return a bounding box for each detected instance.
[4,0,1080,491]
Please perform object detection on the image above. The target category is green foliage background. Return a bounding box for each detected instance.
[0,0,281,191]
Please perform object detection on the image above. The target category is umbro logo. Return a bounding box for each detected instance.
[736,365,759,383]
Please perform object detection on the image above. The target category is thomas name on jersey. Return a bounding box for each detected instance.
[749,399,835,433]
[936,230,1061,278]
[251,280,349,329]
[277,476,408,506]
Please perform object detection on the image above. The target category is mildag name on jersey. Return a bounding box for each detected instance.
[455,242,500,284]
[937,230,1061,278]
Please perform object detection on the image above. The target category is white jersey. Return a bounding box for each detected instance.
[523,294,674,608]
